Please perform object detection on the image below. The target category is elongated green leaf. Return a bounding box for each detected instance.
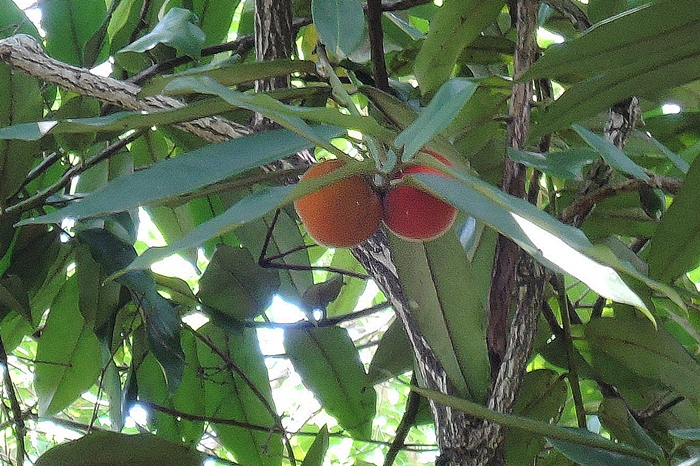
[505,370,568,466]
[598,397,664,458]
[142,58,318,96]
[388,226,493,402]
[42,0,107,66]
[312,0,365,59]
[198,244,279,320]
[394,78,479,160]
[35,277,102,416]
[414,0,505,95]
[0,103,233,141]
[409,166,681,318]
[163,76,391,144]
[128,185,293,271]
[119,8,205,60]
[77,229,185,390]
[586,317,700,407]
[572,125,649,179]
[193,0,239,46]
[412,386,659,463]
[35,431,205,466]
[19,127,339,225]
[525,0,700,136]
[549,433,654,466]
[508,147,597,180]
[284,326,376,439]
[647,155,700,282]
[197,323,282,466]
[302,425,329,466]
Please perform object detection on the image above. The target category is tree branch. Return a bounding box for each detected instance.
[0,34,252,142]
[0,334,26,466]
[367,0,390,92]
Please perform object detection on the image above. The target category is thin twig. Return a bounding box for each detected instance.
[0,334,26,466]
[3,131,141,217]
[367,0,390,92]
[383,372,421,466]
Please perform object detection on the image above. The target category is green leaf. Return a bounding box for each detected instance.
[0,275,30,322]
[670,429,700,441]
[141,58,318,96]
[388,226,493,402]
[75,244,122,335]
[35,277,102,417]
[507,147,598,180]
[412,385,659,463]
[193,0,240,46]
[598,397,664,458]
[312,0,365,59]
[119,8,206,60]
[572,125,649,180]
[586,317,700,406]
[414,0,505,95]
[284,326,376,439]
[647,155,700,282]
[19,127,339,225]
[394,78,479,160]
[128,185,294,271]
[505,370,568,466]
[549,432,655,466]
[42,0,107,66]
[163,76,388,145]
[77,229,185,390]
[409,168,678,319]
[197,323,282,466]
[198,244,279,320]
[34,431,205,466]
[0,57,42,201]
[525,0,700,136]
[368,319,413,384]
[302,425,330,466]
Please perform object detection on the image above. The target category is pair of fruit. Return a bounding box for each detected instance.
[294,151,457,247]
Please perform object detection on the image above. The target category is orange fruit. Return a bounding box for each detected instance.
[383,151,457,241]
[294,159,382,248]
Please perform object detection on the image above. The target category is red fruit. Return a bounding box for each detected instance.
[294,160,383,248]
[382,153,457,242]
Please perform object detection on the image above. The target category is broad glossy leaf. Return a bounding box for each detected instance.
[284,326,376,438]
[312,0,365,59]
[119,8,205,60]
[35,277,102,416]
[145,204,198,267]
[0,275,30,322]
[198,244,279,320]
[572,125,649,180]
[34,431,205,466]
[508,147,598,180]
[42,0,107,66]
[388,226,493,402]
[75,244,122,335]
[19,127,339,225]
[414,0,505,95]
[395,78,479,160]
[525,0,700,136]
[302,425,329,466]
[586,317,700,406]
[197,323,282,466]
[409,168,679,319]
[647,155,700,282]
